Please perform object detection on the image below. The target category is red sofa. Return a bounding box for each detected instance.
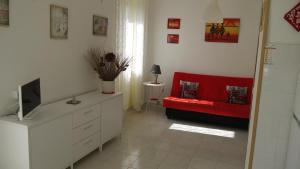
[163,72,254,123]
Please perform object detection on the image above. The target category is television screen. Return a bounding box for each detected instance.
[21,79,41,117]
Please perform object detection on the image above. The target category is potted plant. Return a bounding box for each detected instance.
[86,48,130,94]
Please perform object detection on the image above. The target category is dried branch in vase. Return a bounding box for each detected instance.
[85,48,130,81]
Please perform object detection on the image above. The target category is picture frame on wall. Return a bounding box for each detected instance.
[168,18,181,29]
[50,5,68,39]
[204,18,240,43]
[167,34,179,44]
[0,0,9,26]
[93,15,108,36]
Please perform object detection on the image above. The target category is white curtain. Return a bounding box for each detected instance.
[116,0,148,111]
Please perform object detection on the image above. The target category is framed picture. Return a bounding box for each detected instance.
[50,5,68,39]
[0,0,9,26]
[205,18,240,43]
[93,15,108,36]
[167,34,179,44]
[168,18,180,29]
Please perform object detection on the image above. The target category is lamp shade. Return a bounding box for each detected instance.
[151,64,161,74]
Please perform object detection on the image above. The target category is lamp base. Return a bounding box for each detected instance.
[152,74,159,84]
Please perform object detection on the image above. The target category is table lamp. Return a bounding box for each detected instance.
[151,64,161,84]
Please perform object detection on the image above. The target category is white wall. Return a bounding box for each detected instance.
[268,0,300,44]
[0,0,116,116]
[146,0,262,95]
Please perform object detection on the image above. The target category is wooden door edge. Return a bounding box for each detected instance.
[246,0,270,169]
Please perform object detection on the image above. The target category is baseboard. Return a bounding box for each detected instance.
[165,108,249,129]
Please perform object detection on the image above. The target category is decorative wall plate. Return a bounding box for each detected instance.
[284,2,300,32]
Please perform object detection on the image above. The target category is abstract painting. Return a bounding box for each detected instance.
[167,34,179,44]
[0,0,9,26]
[93,15,108,36]
[168,18,180,29]
[50,5,68,39]
[205,18,240,43]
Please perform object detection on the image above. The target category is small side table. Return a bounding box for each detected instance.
[143,82,165,111]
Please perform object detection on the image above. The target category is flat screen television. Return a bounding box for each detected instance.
[18,78,41,121]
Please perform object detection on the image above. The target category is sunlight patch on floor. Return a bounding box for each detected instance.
[169,123,235,138]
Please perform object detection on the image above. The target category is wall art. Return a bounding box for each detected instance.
[0,0,9,26]
[205,18,240,43]
[167,34,179,44]
[284,2,300,32]
[168,18,180,29]
[50,5,68,39]
[93,15,108,36]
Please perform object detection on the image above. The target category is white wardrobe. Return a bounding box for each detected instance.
[286,74,300,169]
[253,43,300,169]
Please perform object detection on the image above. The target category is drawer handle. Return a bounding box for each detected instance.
[84,110,93,115]
[84,125,93,130]
[83,139,93,146]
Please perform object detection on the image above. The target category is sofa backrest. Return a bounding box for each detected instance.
[171,72,254,104]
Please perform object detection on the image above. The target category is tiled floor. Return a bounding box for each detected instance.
[75,107,249,169]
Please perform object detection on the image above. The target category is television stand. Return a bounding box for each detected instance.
[0,91,124,169]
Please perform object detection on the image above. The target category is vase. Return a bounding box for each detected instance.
[102,81,115,94]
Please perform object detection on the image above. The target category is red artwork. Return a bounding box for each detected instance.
[167,34,179,44]
[168,18,181,29]
[284,2,300,32]
[205,18,240,43]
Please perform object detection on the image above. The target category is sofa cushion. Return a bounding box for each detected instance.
[226,86,248,104]
[163,96,250,119]
[170,72,253,103]
[180,80,199,99]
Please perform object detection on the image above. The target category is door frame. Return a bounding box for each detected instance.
[245,0,270,169]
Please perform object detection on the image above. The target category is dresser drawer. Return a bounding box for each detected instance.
[73,118,100,144]
[73,132,100,162]
[73,105,100,128]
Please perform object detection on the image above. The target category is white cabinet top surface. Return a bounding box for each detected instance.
[0,91,122,129]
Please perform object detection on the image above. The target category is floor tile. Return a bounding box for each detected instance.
[75,109,248,169]
[188,157,216,169]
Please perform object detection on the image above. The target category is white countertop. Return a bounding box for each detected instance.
[0,91,123,129]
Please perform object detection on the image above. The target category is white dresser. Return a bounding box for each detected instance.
[0,91,123,169]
